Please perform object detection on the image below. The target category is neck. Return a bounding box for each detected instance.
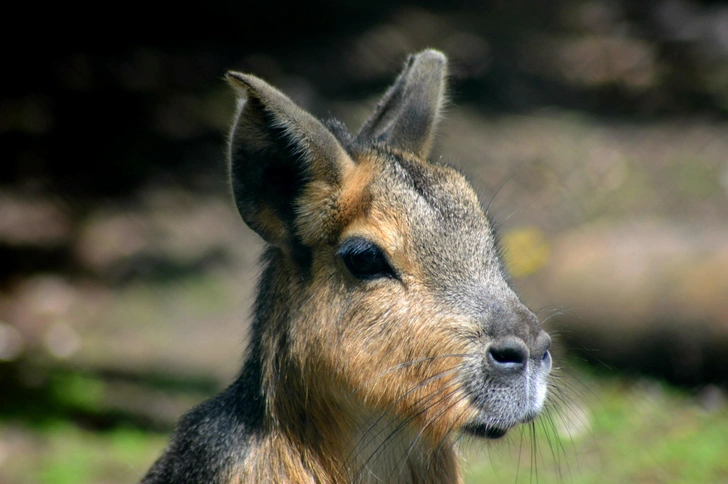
[241,397,461,483]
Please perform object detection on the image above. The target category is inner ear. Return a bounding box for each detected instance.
[230,111,304,228]
[358,49,447,160]
[226,72,354,248]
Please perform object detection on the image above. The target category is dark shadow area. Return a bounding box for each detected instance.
[558,317,728,388]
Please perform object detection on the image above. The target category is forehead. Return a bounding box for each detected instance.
[341,149,498,280]
[371,151,483,228]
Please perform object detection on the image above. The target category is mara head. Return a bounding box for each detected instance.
[227,49,552,477]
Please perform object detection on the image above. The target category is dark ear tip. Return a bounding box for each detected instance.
[226,70,247,86]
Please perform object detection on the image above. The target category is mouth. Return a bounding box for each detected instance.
[463,423,510,439]
[463,407,543,440]
[460,347,551,441]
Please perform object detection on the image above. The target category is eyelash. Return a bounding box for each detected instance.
[337,237,397,280]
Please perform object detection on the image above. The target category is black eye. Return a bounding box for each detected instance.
[338,237,396,280]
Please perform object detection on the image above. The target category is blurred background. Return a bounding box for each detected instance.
[1,0,727,482]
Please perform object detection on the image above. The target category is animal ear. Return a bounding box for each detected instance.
[358,49,447,159]
[226,72,353,246]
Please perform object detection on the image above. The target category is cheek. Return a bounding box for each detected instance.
[341,288,468,364]
[295,265,482,435]
[332,289,477,424]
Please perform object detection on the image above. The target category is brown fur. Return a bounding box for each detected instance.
[142,50,552,484]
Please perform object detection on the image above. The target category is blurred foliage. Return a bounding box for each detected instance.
[1,423,167,484]
[0,359,217,431]
[501,227,552,278]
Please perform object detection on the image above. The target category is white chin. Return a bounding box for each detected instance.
[528,375,549,416]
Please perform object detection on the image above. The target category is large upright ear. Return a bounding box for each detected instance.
[357,49,447,159]
[226,72,353,246]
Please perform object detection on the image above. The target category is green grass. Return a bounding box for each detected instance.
[36,425,161,484]
[0,423,167,484]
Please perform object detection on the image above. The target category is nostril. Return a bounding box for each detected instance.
[487,340,529,370]
[490,347,524,364]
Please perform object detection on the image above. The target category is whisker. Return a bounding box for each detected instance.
[539,411,567,481]
[431,393,475,458]
[346,365,465,478]
[531,420,538,484]
[346,353,477,402]
[516,422,525,483]
[353,382,466,482]
[386,389,471,482]
[539,308,575,326]
[545,409,576,480]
